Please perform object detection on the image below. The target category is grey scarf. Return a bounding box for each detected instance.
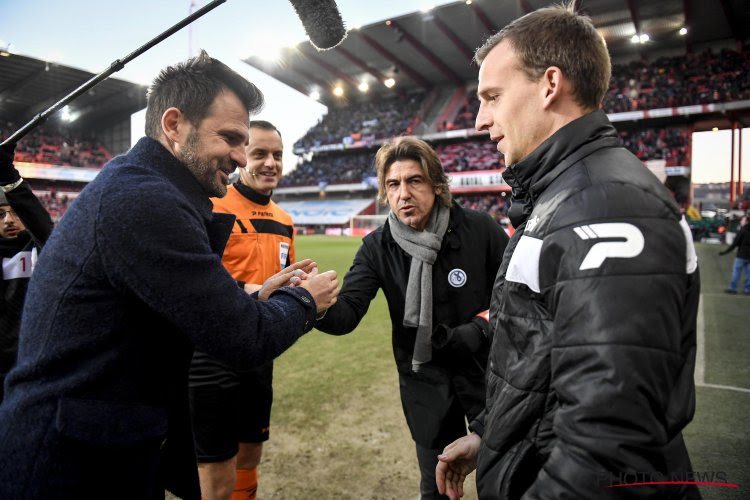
[388,203,451,372]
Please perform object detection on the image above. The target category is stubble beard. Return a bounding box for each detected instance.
[178,130,228,198]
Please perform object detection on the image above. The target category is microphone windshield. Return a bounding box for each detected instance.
[288,0,347,51]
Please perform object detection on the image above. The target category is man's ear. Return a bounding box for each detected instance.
[540,66,564,109]
[161,107,184,145]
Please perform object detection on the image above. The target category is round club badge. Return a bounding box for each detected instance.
[448,269,467,288]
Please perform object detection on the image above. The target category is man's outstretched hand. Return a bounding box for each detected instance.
[436,432,481,499]
[298,267,339,313]
[257,259,318,301]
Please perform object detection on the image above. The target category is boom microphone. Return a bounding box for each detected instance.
[1,0,228,146]
[288,0,347,51]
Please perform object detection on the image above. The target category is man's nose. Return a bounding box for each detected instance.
[398,182,412,200]
[231,147,246,169]
[475,103,491,132]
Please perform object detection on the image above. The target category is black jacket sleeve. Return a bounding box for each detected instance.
[315,237,381,335]
[5,181,54,248]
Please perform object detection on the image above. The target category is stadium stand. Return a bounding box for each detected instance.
[293,90,426,151]
[280,150,375,188]
[3,2,750,225]
[618,126,690,166]
[436,139,504,172]
[453,193,509,221]
[603,48,750,113]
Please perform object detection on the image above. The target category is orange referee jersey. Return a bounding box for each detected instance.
[211,184,295,284]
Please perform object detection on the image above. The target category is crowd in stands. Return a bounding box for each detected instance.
[440,48,750,131]
[449,100,479,131]
[618,126,690,165]
[279,151,375,188]
[34,191,75,223]
[1,122,112,169]
[454,193,509,221]
[293,91,425,151]
[436,139,504,172]
[603,48,750,113]
[281,138,505,187]
[282,123,689,187]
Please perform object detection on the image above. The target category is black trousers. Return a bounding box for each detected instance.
[416,442,450,500]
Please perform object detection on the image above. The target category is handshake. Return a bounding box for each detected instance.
[245,259,339,313]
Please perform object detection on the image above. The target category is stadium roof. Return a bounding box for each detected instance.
[0,52,147,133]
[244,0,750,106]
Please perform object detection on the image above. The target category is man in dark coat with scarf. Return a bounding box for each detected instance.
[437,5,700,499]
[0,51,339,500]
[316,136,508,499]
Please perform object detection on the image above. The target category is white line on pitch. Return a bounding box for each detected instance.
[696,382,750,394]
[694,295,750,394]
[694,296,705,386]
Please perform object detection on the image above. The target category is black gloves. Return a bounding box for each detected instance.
[433,316,489,358]
[0,142,21,185]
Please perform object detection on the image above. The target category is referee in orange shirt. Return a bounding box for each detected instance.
[189,120,294,500]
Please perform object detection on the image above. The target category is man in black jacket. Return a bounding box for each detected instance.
[720,215,750,294]
[0,143,54,402]
[316,136,508,499]
[437,5,700,499]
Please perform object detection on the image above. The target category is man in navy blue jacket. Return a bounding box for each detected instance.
[0,51,338,500]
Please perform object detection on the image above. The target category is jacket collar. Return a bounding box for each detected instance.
[234,182,271,206]
[502,110,620,228]
[127,137,215,221]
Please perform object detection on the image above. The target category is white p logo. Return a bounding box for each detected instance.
[574,223,644,270]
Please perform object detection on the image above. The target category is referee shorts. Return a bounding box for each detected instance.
[189,352,273,463]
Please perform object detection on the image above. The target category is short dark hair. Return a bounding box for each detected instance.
[375,137,451,208]
[145,50,264,138]
[249,120,282,142]
[474,2,610,111]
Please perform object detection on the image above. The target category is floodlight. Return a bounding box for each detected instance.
[631,34,640,43]
[679,27,687,36]
[333,86,344,97]
[466,0,473,5]
[309,90,321,100]
[384,78,396,88]
[358,81,369,93]
[639,33,650,43]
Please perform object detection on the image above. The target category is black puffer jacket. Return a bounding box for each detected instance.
[472,111,701,499]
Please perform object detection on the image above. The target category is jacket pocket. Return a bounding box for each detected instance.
[55,397,168,447]
[502,439,544,499]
